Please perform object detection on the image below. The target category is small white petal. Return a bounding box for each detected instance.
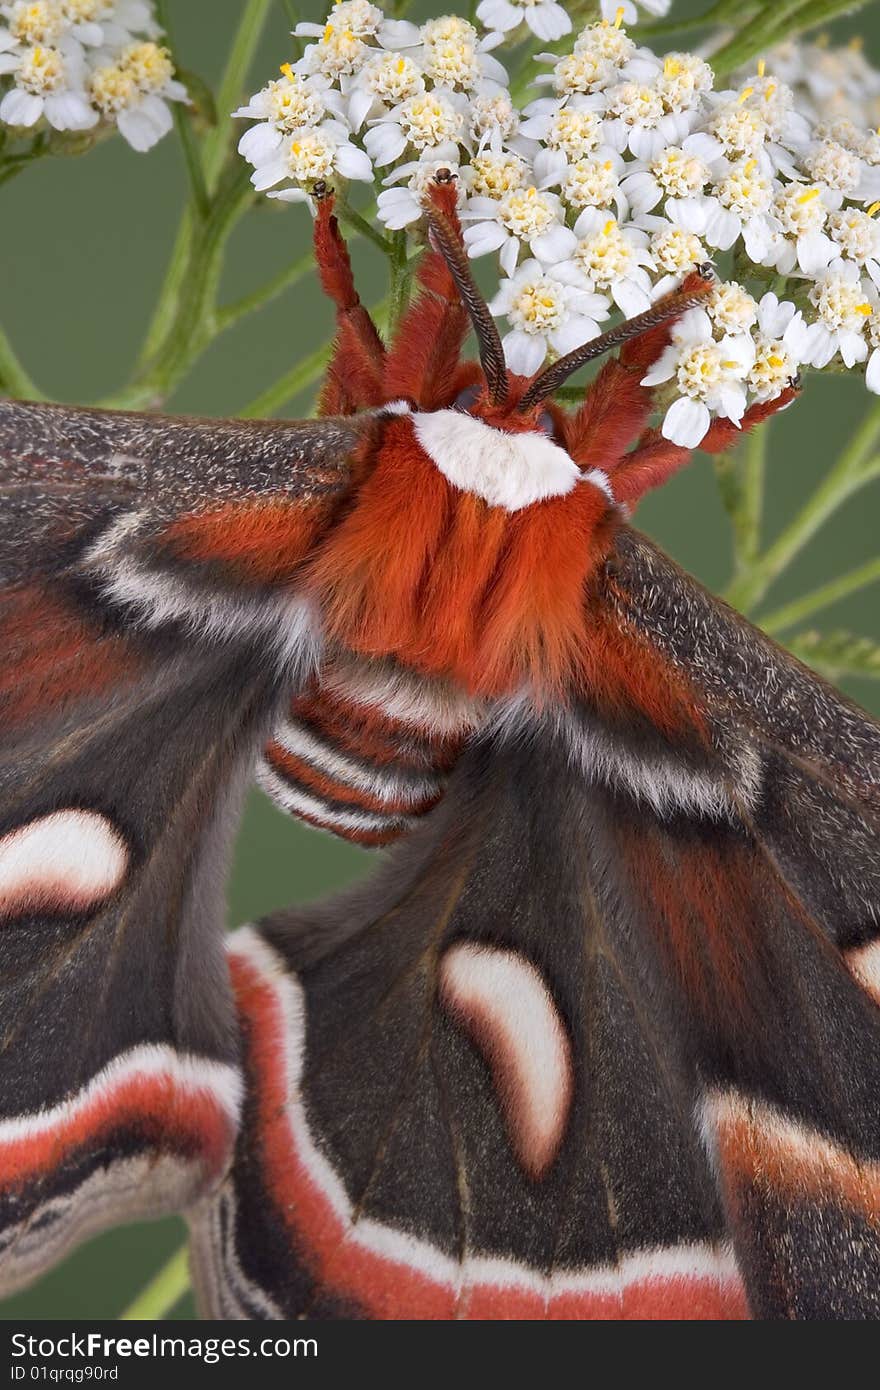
[629,128,665,162]
[640,347,678,387]
[44,91,98,132]
[612,280,652,316]
[683,132,722,162]
[797,230,836,276]
[866,348,880,394]
[527,3,571,41]
[117,100,171,151]
[621,171,660,215]
[500,236,520,277]
[531,224,578,265]
[268,187,312,204]
[714,383,747,425]
[347,88,375,133]
[806,324,837,369]
[503,329,547,376]
[378,19,421,48]
[704,205,740,251]
[839,329,868,369]
[532,146,567,189]
[364,123,407,166]
[238,123,282,164]
[662,396,710,449]
[464,223,509,257]
[335,142,373,181]
[251,156,289,191]
[0,89,43,127]
[476,0,520,33]
[548,314,598,355]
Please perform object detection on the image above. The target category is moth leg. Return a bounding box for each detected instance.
[611,388,799,510]
[564,270,709,472]
[382,180,473,411]
[314,194,387,414]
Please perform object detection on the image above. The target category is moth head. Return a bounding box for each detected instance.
[423,179,716,440]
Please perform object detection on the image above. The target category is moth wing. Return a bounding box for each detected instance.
[189,735,750,1321]
[190,526,880,1321]
[0,399,378,1295]
[591,525,880,1317]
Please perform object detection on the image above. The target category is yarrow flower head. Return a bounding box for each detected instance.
[234,5,880,438]
[0,1,185,146]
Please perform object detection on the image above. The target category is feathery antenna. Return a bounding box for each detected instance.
[518,270,716,411]
[425,198,510,406]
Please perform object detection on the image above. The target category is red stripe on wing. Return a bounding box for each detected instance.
[159,500,335,586]
[0,1052,239,1191]
[0,586,142,727]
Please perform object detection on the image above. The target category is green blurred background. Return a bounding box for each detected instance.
[1,0,879,1319]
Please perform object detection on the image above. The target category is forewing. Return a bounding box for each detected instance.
[580,526,880,1317]
[0,399,377,1295]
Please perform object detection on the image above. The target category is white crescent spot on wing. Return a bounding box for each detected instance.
[0,811,129,918]
[439,941,573,1181]
[845,940,880,1006]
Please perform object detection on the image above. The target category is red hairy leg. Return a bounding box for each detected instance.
[382,181,471,409]
[312,196,386,414]
[611,389,799,509]
[564,270,714,470]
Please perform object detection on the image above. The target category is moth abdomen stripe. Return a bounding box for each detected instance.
[257,762,418,844]
[265,741,441,817]
[260,665,472,843]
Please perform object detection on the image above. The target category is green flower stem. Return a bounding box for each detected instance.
[135,211,196,378]
[132,0,272,385]
[639,0,758,40]
[387,232,412,338]
[155,0,210,221]
[239,339,334,418]
[239,294,390,418]
[0,324,43,400]
[216,247,315,333]
[709,0,871,76]
[336,199,393,255]
[710,0,804,76]
[118,1246,189,1322]
[102,168,255,409]
[724,399,880,613]
[204,0,274,194]
[714,423,766,576]
[758,556,880,635]
[774,0,873,38]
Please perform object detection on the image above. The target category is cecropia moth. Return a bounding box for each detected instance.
[1,175,879,1321]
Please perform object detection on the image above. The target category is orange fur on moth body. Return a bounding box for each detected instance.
[166,179,796,725]
[307,414,616,698]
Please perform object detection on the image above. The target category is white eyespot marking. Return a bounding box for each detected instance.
[845,941,880,1007]
[0,811,129,919]
[413,410,583,513]
[439,942,573,1180]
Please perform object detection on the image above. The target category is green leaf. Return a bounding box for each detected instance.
[787,629,880,680]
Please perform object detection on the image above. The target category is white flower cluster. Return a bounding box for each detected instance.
[237,5,880,448]
[763,35,880,137]
[0,0,186,150]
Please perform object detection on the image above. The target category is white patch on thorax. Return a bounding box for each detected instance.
[413,409,601,513]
